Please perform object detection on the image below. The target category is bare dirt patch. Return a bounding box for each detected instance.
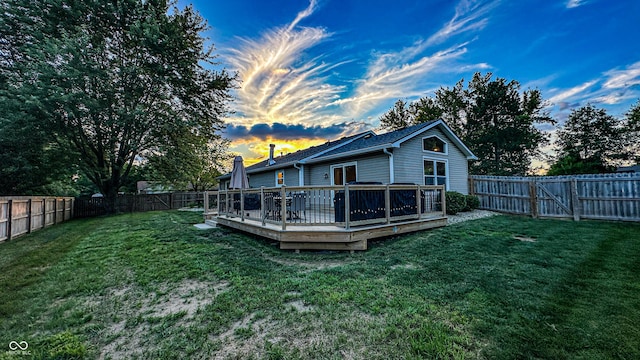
[513,235,536,242]
[264,254,350,271]
[97,279,230,359]
[391,263,421,270]
[447,209,499,225]
[285,300,314,313]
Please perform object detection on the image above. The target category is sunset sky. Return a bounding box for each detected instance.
[178,0,640,166]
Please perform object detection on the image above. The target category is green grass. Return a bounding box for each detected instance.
[1,211,639,359]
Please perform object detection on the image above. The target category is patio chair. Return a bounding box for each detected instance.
[288,192,306,221]
[263,192,279,221]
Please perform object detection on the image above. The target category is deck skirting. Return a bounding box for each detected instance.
[216,216,447,251]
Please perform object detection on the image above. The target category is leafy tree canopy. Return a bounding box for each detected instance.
[0,0,236,209]
[379,72,553,175]
[552,104,625,172]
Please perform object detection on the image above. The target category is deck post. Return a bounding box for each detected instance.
[440,186,446,217]
[345,184,350,230]
[216,191,221,216]
[203,191,209,215]
[281,185,287,230]
[240,188,245,221]
[385,184,391,224]
[416,185,421,218]
[261,187,266,226]
[225,190,230,218]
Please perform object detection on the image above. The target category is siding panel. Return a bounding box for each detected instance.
[394,127,470,193]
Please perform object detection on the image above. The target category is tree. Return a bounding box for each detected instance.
[1,0,236,210]
[623,100,640,163]
[551,104,624,174]
[465,73,553,175]
[379,73,553,175]
[379,99,413,131]
[546,153,613,175]
[146,134,234,191]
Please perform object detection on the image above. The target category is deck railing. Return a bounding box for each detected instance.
[205,184,445,230]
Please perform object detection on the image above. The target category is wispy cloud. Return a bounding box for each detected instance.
[342,0,498,117]
[427,0,498,46]
[226,1,345,129]
[287,0,318,31]
[548,80,597,104]
[602,61,640,89]
[566,0,588,9]
[547,61,640,112]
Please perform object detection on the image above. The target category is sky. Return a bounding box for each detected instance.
[178,0,640,167]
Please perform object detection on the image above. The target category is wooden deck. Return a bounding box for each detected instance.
[216,214,447,251]
[205,184,448,251]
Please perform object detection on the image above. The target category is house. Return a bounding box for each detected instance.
[219,120,477,194]
[617,165,640,173]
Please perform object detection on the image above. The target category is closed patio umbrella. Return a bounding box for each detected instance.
[229,156,249,189]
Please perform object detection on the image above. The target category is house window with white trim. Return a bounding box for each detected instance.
[423,136,447,154]
[275,170,285,186]
[331,163,357,185]
[424,159,447,188]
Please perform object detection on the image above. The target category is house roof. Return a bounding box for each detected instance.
[314,121,438,159]
[218,131,373,179]
[219,120,476,179]
[616,165,640,173]
[306,120,477,163]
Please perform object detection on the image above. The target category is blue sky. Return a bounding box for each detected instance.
[179,0,640,165]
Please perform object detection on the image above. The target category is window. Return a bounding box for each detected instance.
[424,159,447,188]
[275,170,284,186]
[423,136,446,154]
[331,163,357,185]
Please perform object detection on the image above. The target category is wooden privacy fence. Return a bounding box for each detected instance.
[470,173,640,221]
[0,196,74,242]
[74,192,205,218]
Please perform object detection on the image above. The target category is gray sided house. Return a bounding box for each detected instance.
[219,120,477,194]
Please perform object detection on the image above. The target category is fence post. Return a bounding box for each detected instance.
[53,198,57,225]
[468,176,475,196]
[529,181,538,219]
[42,199,46,228]
[7,200,12,241]
[570,179,581,221]
[27,199,32,233]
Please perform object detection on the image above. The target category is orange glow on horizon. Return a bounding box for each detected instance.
[230,137,329,167]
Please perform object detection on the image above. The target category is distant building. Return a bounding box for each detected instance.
[616,165,640,173]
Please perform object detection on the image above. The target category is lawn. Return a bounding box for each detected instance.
[1,211,639,359]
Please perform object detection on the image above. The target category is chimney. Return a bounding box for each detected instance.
[268,144,276,165]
